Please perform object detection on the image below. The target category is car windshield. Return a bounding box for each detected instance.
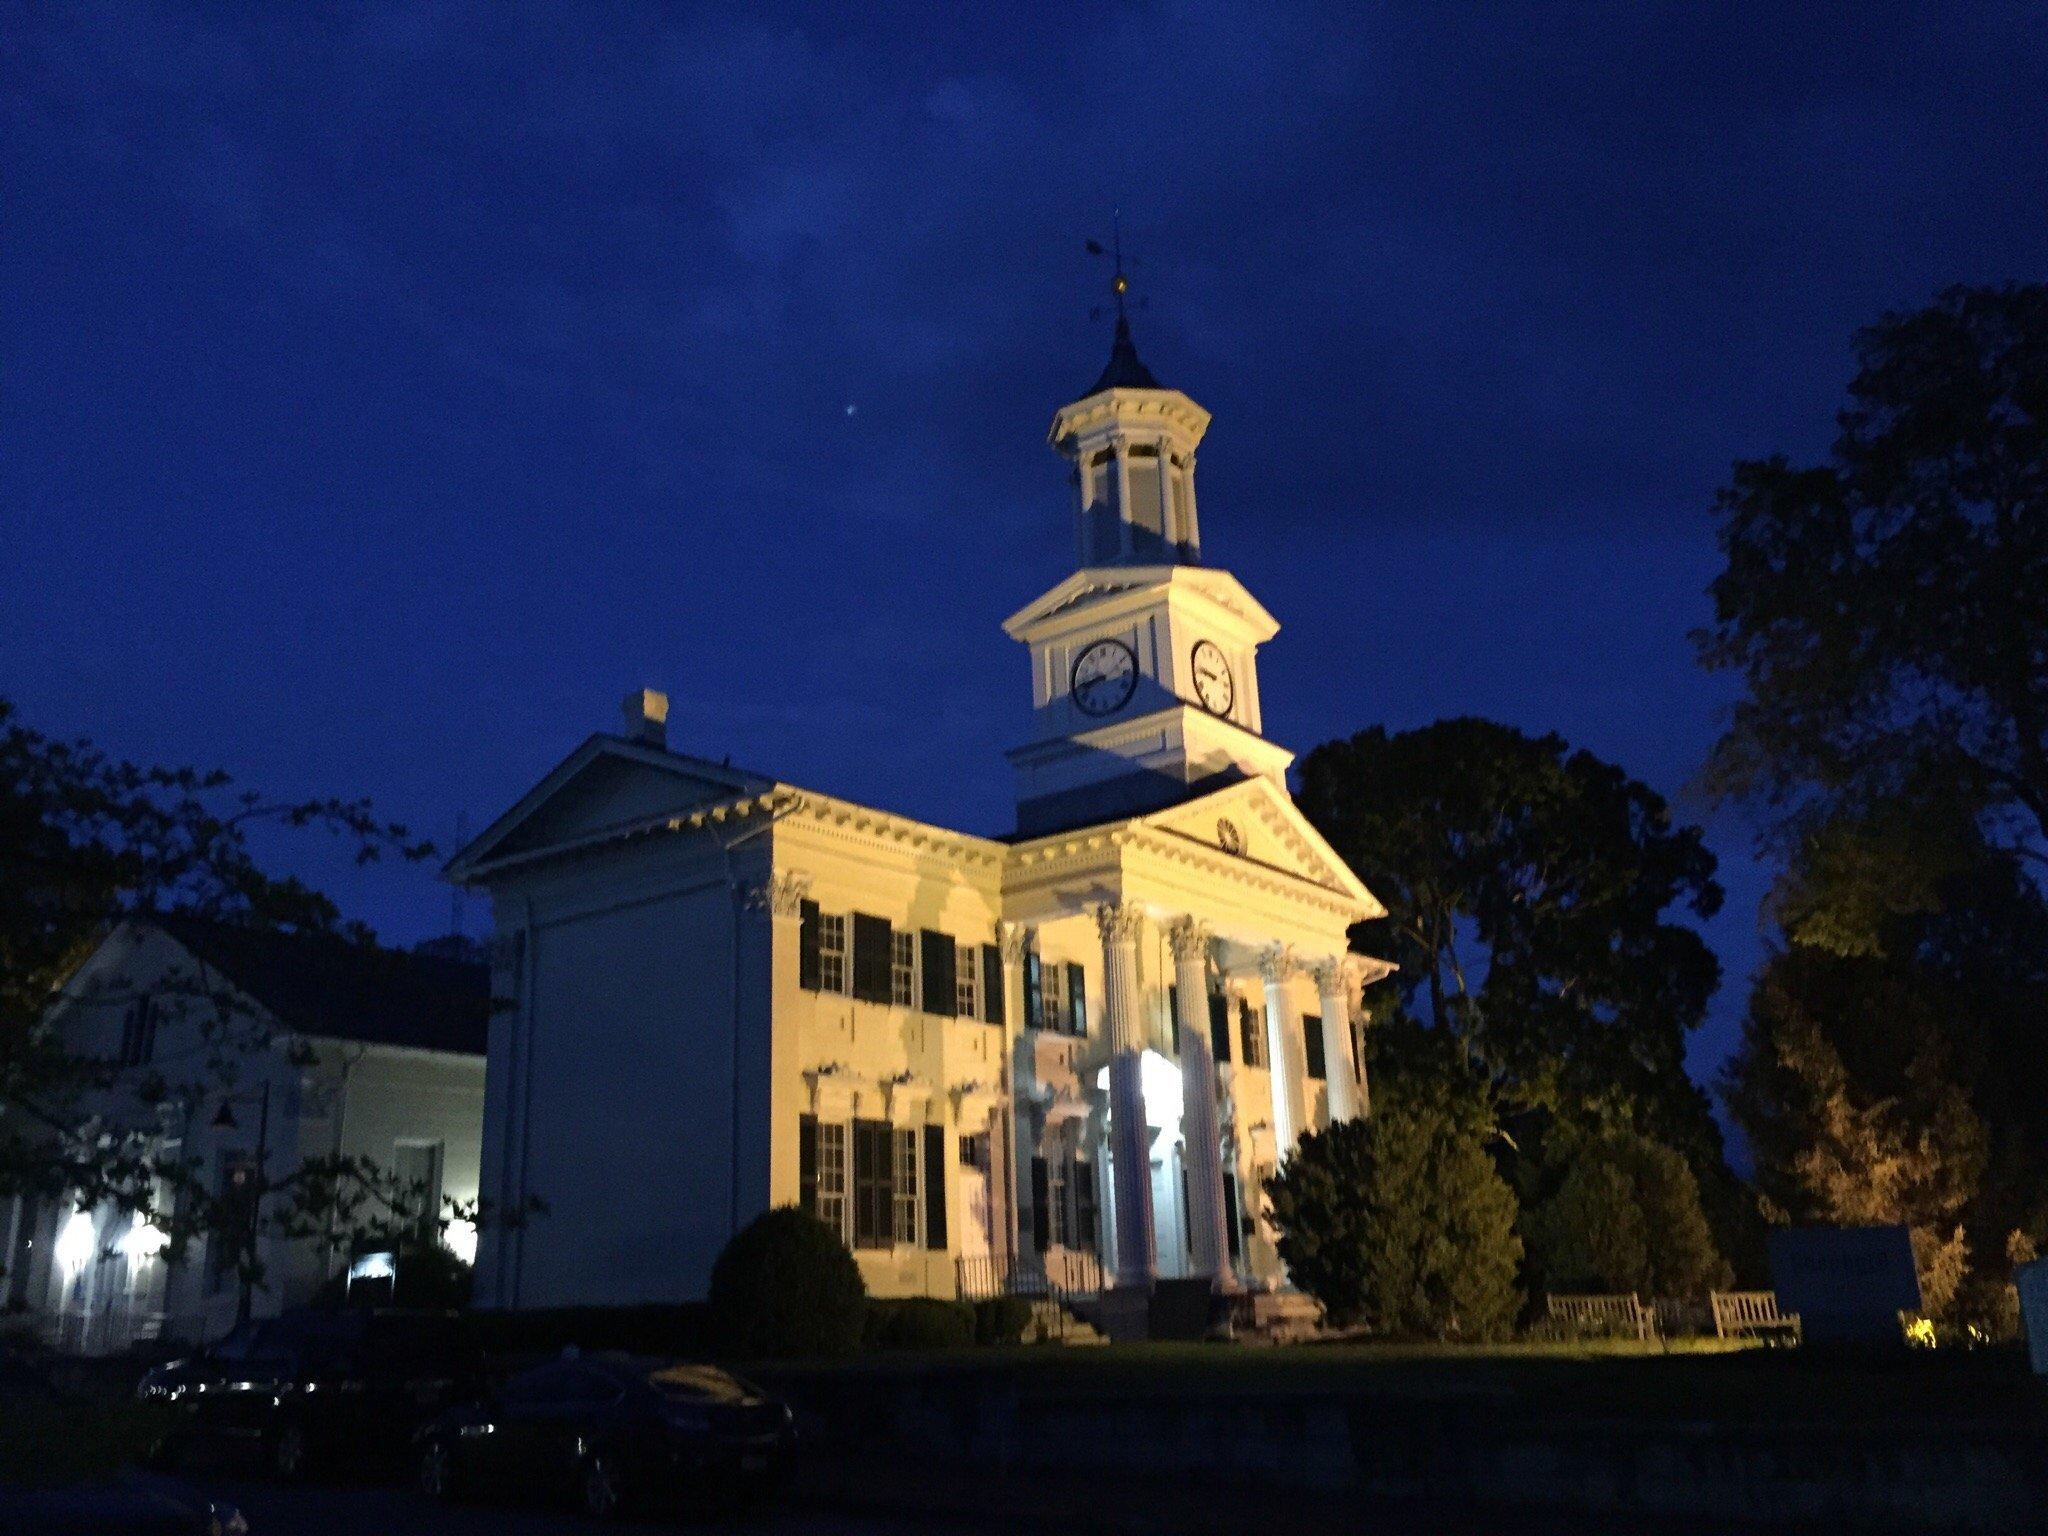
[644,1364,752,1402]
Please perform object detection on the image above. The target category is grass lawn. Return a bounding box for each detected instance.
[763,1336,2045,1429]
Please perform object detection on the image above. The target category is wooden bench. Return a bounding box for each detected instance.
[1546,1292,1653,1341]
[1710,1289,1802,1343]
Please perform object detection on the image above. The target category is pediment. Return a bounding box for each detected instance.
[1139,777,1384,918]
[446,737,771,880]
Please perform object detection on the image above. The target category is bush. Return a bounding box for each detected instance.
[864,1296,976,1350]
[972,1295,1035,1346]
[707,1206,866,1358]
[1524,1132,1732,1298]
[1266,1107,1523,1340]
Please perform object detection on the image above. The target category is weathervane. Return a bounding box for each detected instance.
[1085,210,1145,324]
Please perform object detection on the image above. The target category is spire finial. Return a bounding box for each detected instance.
[1083,212,1160,394]
[1085,209,1135,325]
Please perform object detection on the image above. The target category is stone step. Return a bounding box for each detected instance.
[1025,1297,1107,1346]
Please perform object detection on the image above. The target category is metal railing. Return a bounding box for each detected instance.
[956,1250,1106,1341]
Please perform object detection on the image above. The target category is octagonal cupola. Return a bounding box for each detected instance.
[1050,314,1211,567]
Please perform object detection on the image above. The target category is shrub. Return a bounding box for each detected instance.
[1266,1107,1523,1339]
[972,1295,1035,1346]
[1524,1132,1732,1298]
[707,1206,866,1358]
[865,1297,976,1350]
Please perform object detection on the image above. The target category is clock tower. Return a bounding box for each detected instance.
[1004,317,1294,836]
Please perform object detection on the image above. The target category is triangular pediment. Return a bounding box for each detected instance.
[1002,566,1279,642]
[446,737,774,880]
[1138,776,1385,918]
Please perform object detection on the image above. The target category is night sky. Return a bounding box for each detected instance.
[7,4,2047,1112]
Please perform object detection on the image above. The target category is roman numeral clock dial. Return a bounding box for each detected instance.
[1190,639,1235,715]
[1070,638,1138,716]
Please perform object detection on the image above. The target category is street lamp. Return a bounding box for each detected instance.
[211,1081,271,1326]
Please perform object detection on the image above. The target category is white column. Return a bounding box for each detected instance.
[998,922,1030,1276]
[1168,919,1234,1290]
[1157,436,1174,547]
[1096,902,1155,1287]
[1311,960,1359,1124]
[1114,443,1133,560]
[1260,946,1309,1159]
[1182,453,1200,558]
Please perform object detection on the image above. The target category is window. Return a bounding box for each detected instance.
[1044,1152,1069,1248]
[1238,997,1267,1068]
[815,1123,847,1238]
[818,914,848,994]
[955,950,979,1020]
[892,1128,920,1246]
[209,1150,258,1293]
[852,1121,894,1250]
[891,931,917,1008]
[118,996,157,1067]
[394,1141,444,1240]
[1039,961,1066,1032]
[1303,1013,1327,1080]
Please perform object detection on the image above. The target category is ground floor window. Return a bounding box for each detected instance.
[892,1128,920,1246]
[815,1122,847,1238]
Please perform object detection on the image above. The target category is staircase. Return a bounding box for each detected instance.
[1026,1296,1107,1345]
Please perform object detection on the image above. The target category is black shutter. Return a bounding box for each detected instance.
[798,900,822,991]
[1209,991,1231,1064]
[1066,962,1087,1035]
[920,931,957,1018]
[1030,1157,1050,1252]
[1168,984,1181,1054]
[923,1124,947,1250]
[798,1115,819,1216]
[1222,1173,1241,1260]
[1024,952,1043,1030]
[851,914,894,1004]
[1303,1013,1327,1079]
[1239,999,1261,1066]
[981,944,1005,1026]
[1075,1160,1098,1248]
[853,1119,892,1249]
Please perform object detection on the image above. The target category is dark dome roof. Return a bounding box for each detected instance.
[1086,313,1162,393]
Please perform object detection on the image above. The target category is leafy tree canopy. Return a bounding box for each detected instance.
[1523,1130,1731,1299]
[1297,718,1724,1165]
[1697,283,2048,891]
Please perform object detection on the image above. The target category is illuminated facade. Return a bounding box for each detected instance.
[450,320,1390,1328]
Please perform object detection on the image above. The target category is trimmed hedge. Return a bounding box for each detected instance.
[708,1207,867,1358]
[865,1297,976,1350]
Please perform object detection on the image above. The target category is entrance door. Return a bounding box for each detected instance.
[1149,1144,1188,1281]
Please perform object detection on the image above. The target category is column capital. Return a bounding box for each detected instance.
[1308,956,1348,995]
[998,920,1031,964]
[740,869,810,918]
[1165,917,1214,965]
[1258,943,1300,985]
[1093,902,1144,948]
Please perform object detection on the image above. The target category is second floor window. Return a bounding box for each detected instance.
[817,914,848,994]
[117,996,157,1067]
[955,952,979,1020]
[891,931,917,1007]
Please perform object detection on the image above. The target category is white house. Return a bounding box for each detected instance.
[448,317,1393,1334]
[3,919,489,1353]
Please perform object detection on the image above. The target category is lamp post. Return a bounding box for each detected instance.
[212,1081,271,1326]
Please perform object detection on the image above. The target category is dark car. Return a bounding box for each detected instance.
[415,1353,794,1519]
[138,1309,482,1479]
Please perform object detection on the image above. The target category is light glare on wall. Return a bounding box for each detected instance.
[119,1221,167,1263]
[56,1210,97,1277]
[445,1218,478,1265]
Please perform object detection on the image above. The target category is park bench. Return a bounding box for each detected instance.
[1710,1289,1802,1343]
[1546,1292,1653,1341]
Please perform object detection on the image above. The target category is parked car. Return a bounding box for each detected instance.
[138,1309,482,1479]
[415,1352,794,1519]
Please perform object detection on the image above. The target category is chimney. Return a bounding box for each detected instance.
[622,688,669,748]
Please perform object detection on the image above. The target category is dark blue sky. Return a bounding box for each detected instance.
[6,3,2046,1103]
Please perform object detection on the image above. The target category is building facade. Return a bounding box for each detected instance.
[450,320,1391,1320]
[5,920,488,1353]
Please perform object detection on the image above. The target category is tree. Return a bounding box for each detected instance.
[1264,1107,1523,1339]
[1696,283,2048,885]
[1523,1131,1731,1298]
[0,696,521,1307]
[1296,719,1727,1177]
[1725,945,1989,1317]
[707,1207,866,1357]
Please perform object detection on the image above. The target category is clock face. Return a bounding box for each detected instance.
[1070,638,1139,716]
[1190,639,1235,715]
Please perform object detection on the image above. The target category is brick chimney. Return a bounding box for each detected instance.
[621,688,669,748]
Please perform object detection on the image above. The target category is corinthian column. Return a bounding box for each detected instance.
[1096,902,1155,1288]
[1310,959,1359,1124]
[1168,919,1233,1290]
[1260,945,1309,1158]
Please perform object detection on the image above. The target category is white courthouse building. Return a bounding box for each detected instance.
[450,319,1391,1329]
